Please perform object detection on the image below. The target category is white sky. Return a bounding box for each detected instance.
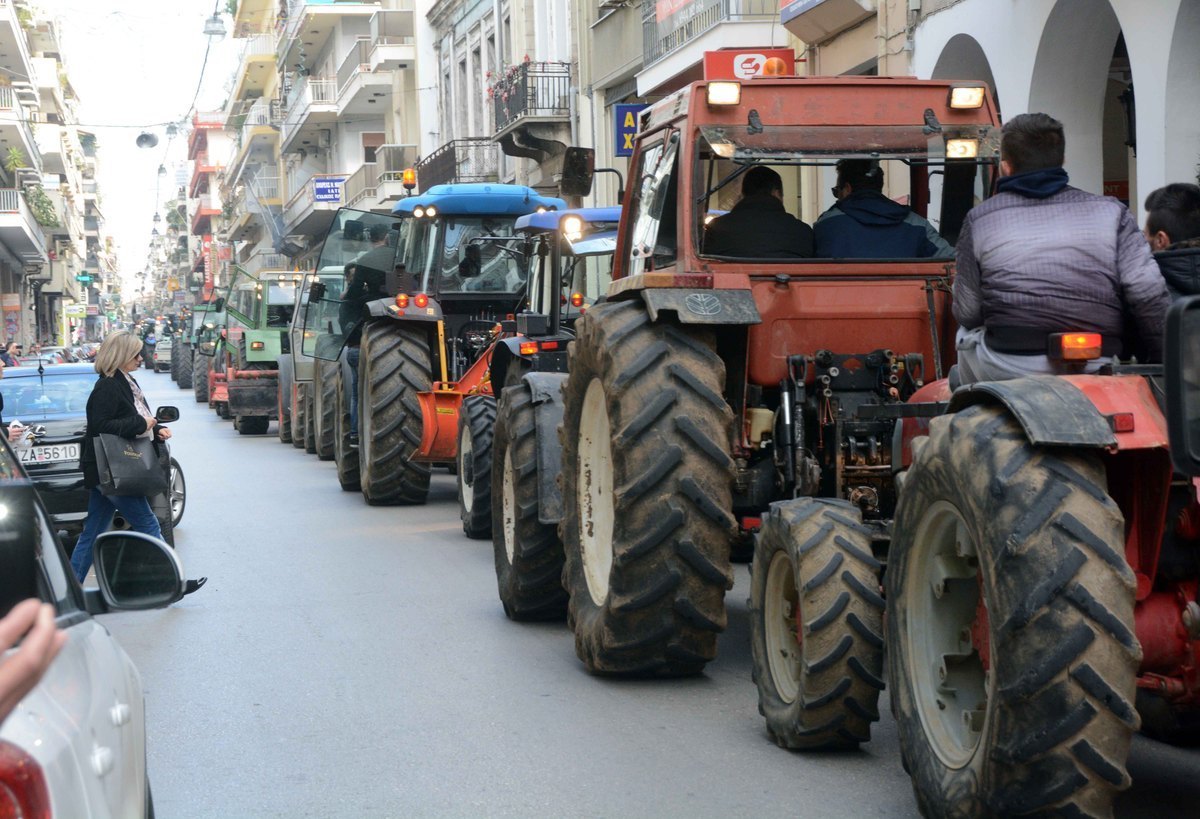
[45,0,240,294]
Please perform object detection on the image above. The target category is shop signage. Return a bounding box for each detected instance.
[614,104,648,157]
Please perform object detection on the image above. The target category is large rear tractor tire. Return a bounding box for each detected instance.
[888,404,1138,818]
[169,347,181,382]
[177,347,193,389]
[303,387,317,454]
[277,380,293,444]
[312,358,338,461]
[333,362,360,491]
[358,322,432,505]
[559,301,736,676]
[750,498,884,749]
[292,383,308,449]
[192,354,210,402]
[492,385,567,620]
[458,394,496,539]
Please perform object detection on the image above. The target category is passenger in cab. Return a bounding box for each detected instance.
[953,113,1169,382]
[814,159,953,259]
[704,166,814,259]
[1144,183,1200,297]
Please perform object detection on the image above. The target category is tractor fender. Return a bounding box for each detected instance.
[522,371,569,525]
[367,296,444,321]
[638,288,761,325]
[490,339,523,394]
[948,375,1117,448]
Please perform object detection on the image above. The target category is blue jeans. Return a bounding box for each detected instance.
[70,487,163,582]
[346,346,360,436]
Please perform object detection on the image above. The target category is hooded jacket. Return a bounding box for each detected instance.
[703,194,814,259]
[813,191,953,259]
[1155,238,1200,297]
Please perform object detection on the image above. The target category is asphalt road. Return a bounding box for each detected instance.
[94,367,1200,819]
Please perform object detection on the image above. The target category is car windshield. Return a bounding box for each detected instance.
[4,371,96,417]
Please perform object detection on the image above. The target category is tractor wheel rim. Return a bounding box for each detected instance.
[764,548,802,703]
[460,425,474,513]
[578,378,615,606]
[503,447,517,563]
[904,500,988,769]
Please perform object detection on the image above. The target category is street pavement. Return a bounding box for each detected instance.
[93,368,1200,819]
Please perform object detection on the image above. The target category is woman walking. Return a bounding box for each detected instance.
[71,331,172,582]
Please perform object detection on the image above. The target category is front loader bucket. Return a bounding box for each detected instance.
[415,388,463,463]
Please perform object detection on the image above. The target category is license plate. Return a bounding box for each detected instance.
[18,443,80,465]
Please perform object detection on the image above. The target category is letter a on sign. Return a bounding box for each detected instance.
[614,103,648,158]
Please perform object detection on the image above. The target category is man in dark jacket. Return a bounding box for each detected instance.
[1144,183,1200,297]
[704,166,814,258]
[954,113,1170,381]
[814,159,953,258]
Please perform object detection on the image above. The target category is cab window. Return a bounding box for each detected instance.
[626,133,680,273]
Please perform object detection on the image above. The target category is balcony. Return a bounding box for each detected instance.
[414,138,499,191]
[190,151,221,197]
[280,77,337,154]
[0,1,37,90]
[240,249,290,276]
[225,97,281,184]
[336,37,394,115]
[343,162,378,210]
[591,4,643,89]
[0,86,42,180]
[368,7,415,71]
[282,172,347,239]
[492,62,573,165]
[232,32,279,101]
[277,0,383,72]
[35,122,66,175]
[0,188,48,263]
[192,194,222,235]
[374,143,419,202]
[225,174,282,242]
[637,0,785,95]
[188,110,226,156]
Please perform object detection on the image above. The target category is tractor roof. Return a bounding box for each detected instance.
[392,183,566,216]
[514,206,622,233]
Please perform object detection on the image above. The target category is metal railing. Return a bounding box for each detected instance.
[283,77,336,134]
[376,143,418,183]
[492,61,572,133]
[414,138,499,189]
[642,0,778,66]
[247,172,281,202]
[242,250,290,276]
[343,162,377,208]
[241,32,278,61]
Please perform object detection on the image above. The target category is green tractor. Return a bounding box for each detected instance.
[188,303,225,403]
[213,267,297,435]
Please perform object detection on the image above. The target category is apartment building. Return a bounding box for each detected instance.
[187,111,232,300]
[273,0,420,267]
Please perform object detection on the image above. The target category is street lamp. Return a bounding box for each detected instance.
[203,13,226,41]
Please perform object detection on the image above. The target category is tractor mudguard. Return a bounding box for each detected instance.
[522,371,568,525]
[948,375,1117,448]
[638,288,761,325]
[367,296,444,322]
[491,339,522,392]
[227,378,278,417]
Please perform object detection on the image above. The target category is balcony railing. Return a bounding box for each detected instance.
[376,144,417,183]
[241,32,278,61]
[414,138,499,190]
[242,250,290,276]
[642,0,778,66]
[282,77,336,141]
[343,162,377,208]
[337,37,374,95]
[247,173,281,202]
[492,61,572,134]
[284,172,347,228]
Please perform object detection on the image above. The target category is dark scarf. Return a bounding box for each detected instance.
[996,167,1070,199]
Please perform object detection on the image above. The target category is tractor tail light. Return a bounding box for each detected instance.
[519,341,538,356]
[539,341,559,352]
[1109,412,1136,433]
[250,341,265,351]
[414,293,429,308]
[0,740,51,819]
[395,293,410,309]
[570,292,585,307]
[1049,332,1103,361]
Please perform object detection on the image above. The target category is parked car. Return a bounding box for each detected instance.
[152,336,173,373]
[0,440,187,817]
[3,364,185,545]
[39,346,78,363]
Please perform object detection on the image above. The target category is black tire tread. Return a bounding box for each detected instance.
[459,394,497,538]
[312,358,337,460]
[333,362,360,491]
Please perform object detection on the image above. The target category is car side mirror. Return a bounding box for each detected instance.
[155,406,179,423]
[459,244,482,278]
[1166,295,1200,475]
[210,297,226,312]
[93,532,184,610]
[309,281,327,301]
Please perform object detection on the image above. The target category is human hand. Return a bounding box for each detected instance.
[0,600,67,724]
[142,415,157,433]
[6,423,24,443]
[157,427,172,441]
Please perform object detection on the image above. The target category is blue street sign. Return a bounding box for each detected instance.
[614,103,648,158]
[313,177,346,203]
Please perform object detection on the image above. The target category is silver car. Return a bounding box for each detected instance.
[0,438,186,817]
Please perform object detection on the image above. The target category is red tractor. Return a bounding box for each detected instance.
[881,309,1200,816]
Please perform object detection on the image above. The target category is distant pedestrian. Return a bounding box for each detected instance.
[71,331,172,582]
[0,343,16,367]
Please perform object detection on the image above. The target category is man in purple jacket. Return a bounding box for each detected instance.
[953,113,1170,382]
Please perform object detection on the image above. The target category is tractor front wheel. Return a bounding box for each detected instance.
[492,384,566,620]
[358,322,431,505]
[291,383,307,449]
[559,301,735,676]
[458,394,496,539]
[312,358,337,461]
[750,497,884,750]
[888,404,1138,818]
[177,347,193,389]
[193,354,210,402]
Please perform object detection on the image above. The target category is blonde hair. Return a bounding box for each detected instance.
[94,331,144,377]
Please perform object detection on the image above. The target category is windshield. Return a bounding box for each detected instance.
[4,371,96,417]
[408,216,527,295]
[694,124,999,260]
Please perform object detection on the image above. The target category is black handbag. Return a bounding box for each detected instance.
[94,433,169,497]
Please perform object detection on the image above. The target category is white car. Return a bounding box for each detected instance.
[152,337,173,372]
[0,438,186,818]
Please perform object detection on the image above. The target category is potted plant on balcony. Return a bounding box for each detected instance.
[23,185,60,228]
